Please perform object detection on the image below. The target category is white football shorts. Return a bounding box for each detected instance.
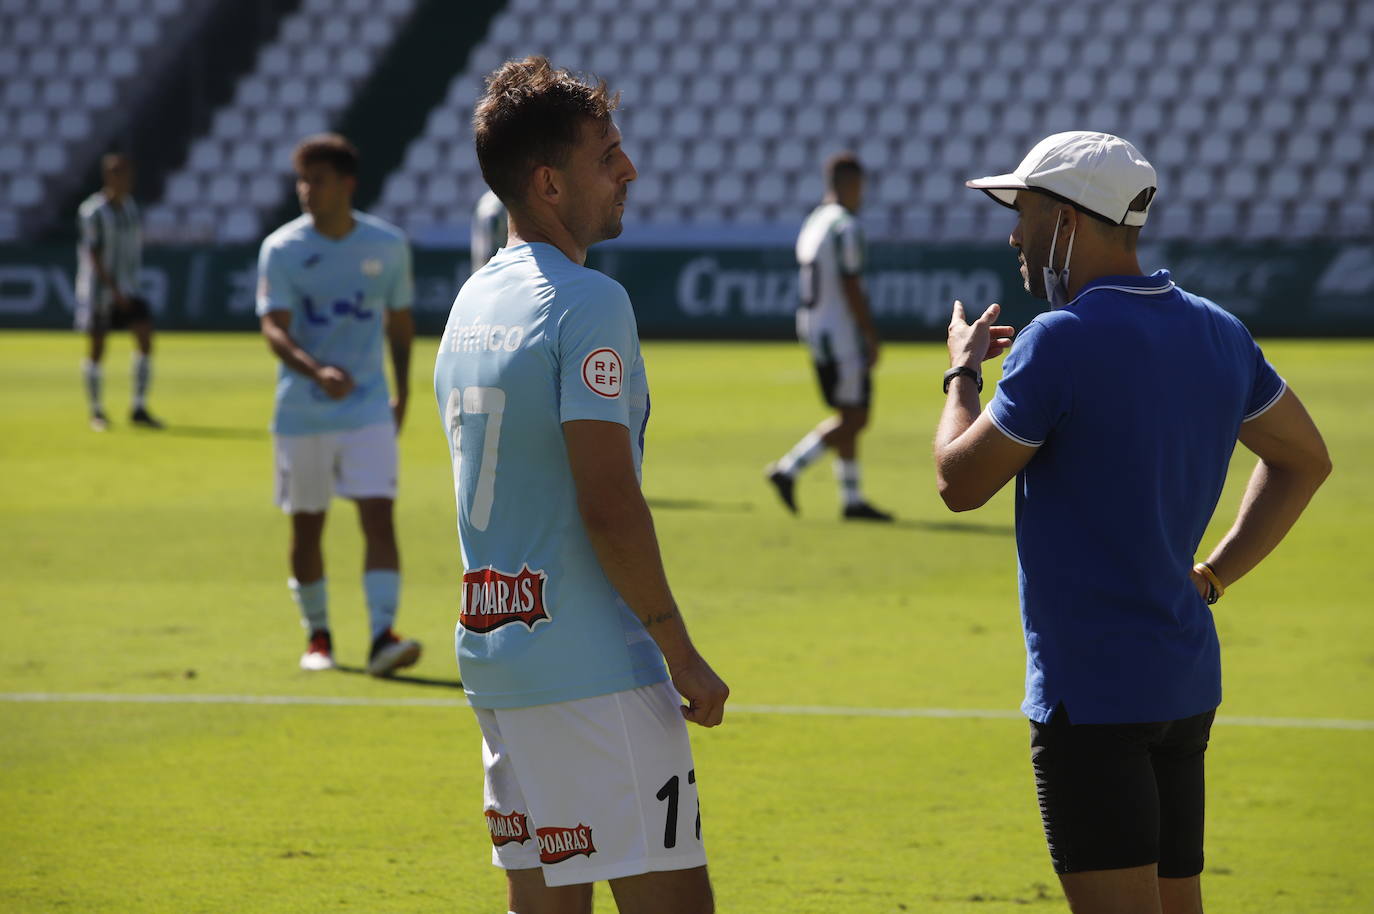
[475,679,708,887]
[273,421,397,513]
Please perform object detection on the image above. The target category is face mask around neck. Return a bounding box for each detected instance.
[1041,209,1076,309]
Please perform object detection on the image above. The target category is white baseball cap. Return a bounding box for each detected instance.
[966,131,1157,226]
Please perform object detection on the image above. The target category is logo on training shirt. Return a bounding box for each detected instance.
[537,824,596,864]
[460,564,550,633]
[361,257,383,277]
[485,809,531,846]
[581,348,623,398]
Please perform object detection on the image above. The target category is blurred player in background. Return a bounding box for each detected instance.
[470,186,508,274]
[256,133,421,677]
[936,131,1331,914]
[766,153,891,521]
[75,152,162,431]
[436,57,727,914]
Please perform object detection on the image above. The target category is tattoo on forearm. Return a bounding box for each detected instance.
[642,610,677,629]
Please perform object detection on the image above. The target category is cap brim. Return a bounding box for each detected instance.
[965,174,1028,210]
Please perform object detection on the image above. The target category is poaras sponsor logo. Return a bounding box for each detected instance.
[537,824,596,864]
[484,809,531,846]
[460,564,550,633]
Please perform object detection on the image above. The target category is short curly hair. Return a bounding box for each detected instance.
[473,56,619,206]
[292,133,359,177]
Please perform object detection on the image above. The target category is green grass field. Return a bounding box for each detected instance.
[2,331,1371,913]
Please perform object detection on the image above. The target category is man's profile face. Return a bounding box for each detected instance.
[296,161,354,220]
[557,118,637,246]
[104,157,134,198]
[1010,190,1061,299]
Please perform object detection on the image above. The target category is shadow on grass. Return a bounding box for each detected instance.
[158,425,268,440]
[335,664,464,690]
[892,518,1014,536]
[646,497,755,512]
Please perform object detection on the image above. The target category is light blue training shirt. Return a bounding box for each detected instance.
[434,242,667,709]
[987,270,1285,725]
[256,212,413,435]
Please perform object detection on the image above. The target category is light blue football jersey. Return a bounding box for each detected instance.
[257,212,413,435]
[434,242,668,709]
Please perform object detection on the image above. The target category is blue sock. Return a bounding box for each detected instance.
[364,569,400,640]
[289,577,328,633]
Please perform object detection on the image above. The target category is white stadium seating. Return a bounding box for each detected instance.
[1,0,1369,245]
[0,0,218,239]
[368,0,1373,244]
[143,0,419,242]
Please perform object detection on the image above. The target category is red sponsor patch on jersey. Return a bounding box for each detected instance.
[536,824,596,864]
[460,564,550,633]
[581,348,623,398]
[485,809,531,846]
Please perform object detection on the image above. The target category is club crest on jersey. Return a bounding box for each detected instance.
[460,564,550,633]
[537,824,595,864]
[485,809,531,846]
[581,348,623,398]
[361,257,383,277]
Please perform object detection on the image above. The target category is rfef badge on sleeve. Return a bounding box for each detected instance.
[581,348,623,398]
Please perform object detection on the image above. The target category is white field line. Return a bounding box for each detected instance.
[1,692,1372,731]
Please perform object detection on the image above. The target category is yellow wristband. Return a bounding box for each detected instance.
[1193,562,1225,599]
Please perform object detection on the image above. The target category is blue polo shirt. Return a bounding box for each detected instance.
[987,271,1285,724]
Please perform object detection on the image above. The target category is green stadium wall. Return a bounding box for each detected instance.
[2,242,1370,338]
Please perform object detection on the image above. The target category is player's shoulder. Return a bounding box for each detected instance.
[260,214,314,253]
[351,210,409,246]
[77,192,109,217]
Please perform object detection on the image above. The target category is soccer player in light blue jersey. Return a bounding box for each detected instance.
[257,134,421,677]
[435,58,727,913]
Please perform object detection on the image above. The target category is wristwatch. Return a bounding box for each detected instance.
[942,365,982,393]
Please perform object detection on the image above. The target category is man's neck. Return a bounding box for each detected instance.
[1065,253,1144,299]
[103,188,126,205]
[508,210,586,265]
[311,209,356,240]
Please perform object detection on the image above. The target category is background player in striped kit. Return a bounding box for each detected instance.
[471,187,508,275]
[766,153,891,521]
[75,152,162,431]
[257,133,421,677]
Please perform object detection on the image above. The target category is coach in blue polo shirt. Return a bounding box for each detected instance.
[933,132,1331,914]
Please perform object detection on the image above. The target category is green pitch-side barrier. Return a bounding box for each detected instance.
[2,241,1369,338]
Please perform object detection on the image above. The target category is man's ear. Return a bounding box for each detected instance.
[530,165,561,207]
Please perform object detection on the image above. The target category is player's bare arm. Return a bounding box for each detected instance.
[259,311,355,400]
[85,244,127,306]
[840,273,880,365]
[385,308,414,430]
[563,418,729,728]
[1192,387,1331,596]
[934,300,1025,510]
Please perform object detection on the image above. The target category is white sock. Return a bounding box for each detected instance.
[777,430,825,476]
[289,577,329,633]
[82,359,102,414]
[835,459,863,507]
[132,353,151,410]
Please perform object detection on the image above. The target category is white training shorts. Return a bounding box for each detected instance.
[475,679,708,887]
[273,421,397,514]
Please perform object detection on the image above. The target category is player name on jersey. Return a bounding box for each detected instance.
[460,564,550,633]
[485,809,531,846]
[536,824,596,864]
[441,318,527,354]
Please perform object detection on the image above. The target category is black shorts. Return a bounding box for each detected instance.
[88,296,152,332]
[1030,705,1216,878]
[811,339,871,408]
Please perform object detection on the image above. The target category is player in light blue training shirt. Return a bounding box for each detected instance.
[258,133,421,678]
[435,58,728,906]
